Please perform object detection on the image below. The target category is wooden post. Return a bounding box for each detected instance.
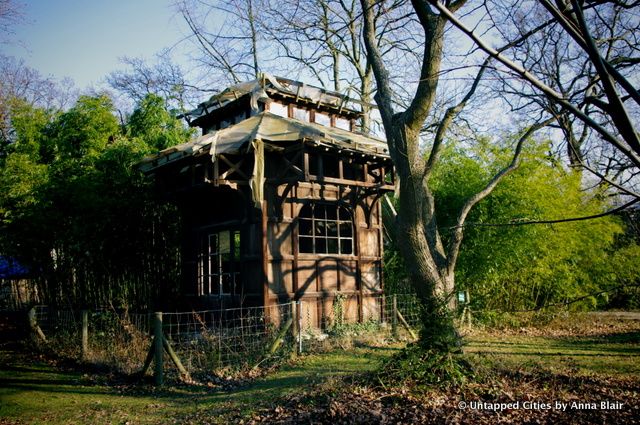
[81,310,89,360]
[153,312,163,386]
[140,338,155,378]
[392,295,398,338]
[28,307,47,342]
[290,301,298,358]
[162,336,190,380]
[397,310,417,340]
[268,316,293,355]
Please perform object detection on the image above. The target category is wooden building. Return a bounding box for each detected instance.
[140,75,394,328]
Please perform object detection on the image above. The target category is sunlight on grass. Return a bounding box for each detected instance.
[464,331,640,378]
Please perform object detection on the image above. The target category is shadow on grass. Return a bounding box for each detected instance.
[0,345,397,406]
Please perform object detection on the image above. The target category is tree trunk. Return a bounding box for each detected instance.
[391,124,459,350]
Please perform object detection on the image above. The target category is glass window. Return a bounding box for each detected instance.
[314,112,331,127]
[269,102,288,118]
[298,204,353,255]
[293,107,310,122]
[335,117,351,130]
[198,230,241,296]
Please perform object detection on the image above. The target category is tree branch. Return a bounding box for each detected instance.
[445,118,554,275]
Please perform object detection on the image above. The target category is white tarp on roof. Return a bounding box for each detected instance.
[140,112,390,207]
[139,112,389,173]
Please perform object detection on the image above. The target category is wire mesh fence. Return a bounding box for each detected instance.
[29,294,422,381]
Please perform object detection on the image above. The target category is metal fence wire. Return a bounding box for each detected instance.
[29,294,423,379]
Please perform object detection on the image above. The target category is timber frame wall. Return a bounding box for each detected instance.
[149,79,394,329]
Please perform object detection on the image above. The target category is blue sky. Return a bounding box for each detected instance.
[4,0,185,88]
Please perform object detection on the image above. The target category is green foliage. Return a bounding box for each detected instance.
[378,342,472,388]
[127,94,194,151]
[384,135,640,314]
[44,95,119,161]
[0,92,191,309]
[429,138,640,313]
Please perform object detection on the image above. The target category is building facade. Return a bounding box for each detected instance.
[141,75,394,328]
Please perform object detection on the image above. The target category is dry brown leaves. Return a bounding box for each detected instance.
[244,371,640,424]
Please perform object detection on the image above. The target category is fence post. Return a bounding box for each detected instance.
[381,294,386,324]
[81,310,89,360]
[28,306,47,342]
[153,312,163,386]
[290,301,298,358]
[392,295,398,338]
[297,301,302,354]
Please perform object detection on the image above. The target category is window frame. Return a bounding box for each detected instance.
[298,203,354,256]
[197,229,241,296]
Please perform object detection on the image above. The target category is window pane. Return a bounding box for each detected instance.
[327,221,338,237]
[339,222,352,237]
[219,231,230,254]
[208,234,218,254]
[315,112,330,126]
[335,117,350,130]
[269,101,288,117]
[298,204,354,256]
[327,238,339,254]
[299,218,312,236]
[293,107,309,122]
[326,205,337,220]
[221,274,232,294]
[340,239,352,254]
[315,221,326,237]
[233,231,241,261]
[300,204,313,218]
[299,236,313,253]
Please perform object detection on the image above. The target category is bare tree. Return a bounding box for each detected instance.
[0,54,76,155]
[175,0,265,86]
[0,0,22,44]
[106,51,209,113]
[264,0,381,131]
[430,0,640,195]
[360,0,556,349]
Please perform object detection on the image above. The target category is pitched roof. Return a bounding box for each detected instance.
[181,74,367,124]
[140,112,389,173]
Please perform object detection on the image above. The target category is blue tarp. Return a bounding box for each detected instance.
[0,257,30,279]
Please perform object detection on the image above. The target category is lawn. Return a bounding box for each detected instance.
[465,331,640,378]
[1,312,639,424]
[0,345,398,424]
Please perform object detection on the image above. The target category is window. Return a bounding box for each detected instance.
[292,106,310,122]
[335,117,351,130]
[198,230,241,296]
[314,111,331,127]
[298,204,353,255]
[269,101,288,118]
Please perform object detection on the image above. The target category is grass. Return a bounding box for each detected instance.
[464,312,640,379]
[2,312,639,424]
[466,332,640,378]
[0,345,398,425]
